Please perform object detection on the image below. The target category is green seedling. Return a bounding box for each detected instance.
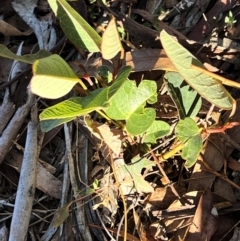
[0,0,239,169]
[225,11,236,28]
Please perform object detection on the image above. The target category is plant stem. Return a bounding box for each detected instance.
[162,142,185,160]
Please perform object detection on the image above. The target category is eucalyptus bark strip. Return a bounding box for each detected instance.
[9,104,38,241]
[0,93,35,164]
[64,124,93,241]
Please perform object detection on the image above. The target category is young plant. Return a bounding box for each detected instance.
[225,11,236,28]
[0,0,238,169]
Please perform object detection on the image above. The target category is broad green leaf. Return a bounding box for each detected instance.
[164,72,202,119]
[143,120,171,143]
[108,66,131,97]
[105,79,157,135]
[40,68,131,130]
[30,54,79,99]
[182,134,202,168]
[175,118,202,168]
[40,118,74,132]
[40,96,106,120]
[119,155,155,193]
[101,18,122,60]
[0,44,51,64]
[48,0,101,52]
[175,117,201,142]
[105,80,157,120]
[160,30,233,110]
[126,108,156,135]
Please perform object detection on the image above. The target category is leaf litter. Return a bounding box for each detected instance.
[1,0,240,240]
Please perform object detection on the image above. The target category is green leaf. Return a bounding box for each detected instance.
[40,68,131,130]
[182,134,202,168]
[40,118,74,132]
[164,72,202,119]
[175,118,202,168]
[92,179,99,190]
[175,117,201,142]
[105,79,157,135]
[108,66,131,97]
[101,18,122,60]
[30,54,79,99]
[160,30,233,110]
[143,120,171,143]
[0,44,51,64]
[126,108,156,135]
[105,80,157,119]
[40,96,106,120]
[48,0,101,52]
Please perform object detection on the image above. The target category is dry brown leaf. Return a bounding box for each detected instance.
[6,149,62,199]
[146,184,186,210]
[71,48,176,77]
[114,157,155,195]
[228,156,240,171]
[187,0,237,41]
[213,177,236,203]
[0,20,32,36]
[188,134,224,192]
[185,189,218,241]
[149,222,168,241]
[93,167,119,221]
[133,208,155,241]
[84,116,123,158]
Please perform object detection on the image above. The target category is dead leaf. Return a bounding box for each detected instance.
[6,149,62,199]
[133,208,155,241]
[187,0,237,41]
[52,202,73,228]
[149,222,168,241]
[89,223,141,241]
[84,116,123,158]
[213,177,236,203]
[188,134,225,192]
[0,20,32,36]
[228,156,240,171]
[114,156,155,195]
[95,167,119,216]
[146,184,187,210]
[185,189,218,241]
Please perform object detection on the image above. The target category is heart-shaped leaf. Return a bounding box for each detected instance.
[175,117,202,167]
[175,117,201,142]
[105,80,157,120]
[105,79,158,135]
[143,120,171,143]
[160,30,233,110]
[182,134,202,168]
[126,108,156,135]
